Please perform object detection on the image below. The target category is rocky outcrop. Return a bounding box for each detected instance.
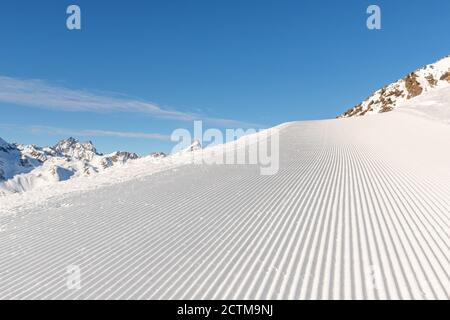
[440,71,450,81]
[101,151,139,169]
[54,137,99,161]
[339,55,450,118]
[404,72,423,99]
[426,74,438,87]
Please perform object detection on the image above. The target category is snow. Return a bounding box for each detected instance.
[0,153,190,214]
[0,141,35,182]
[181,140,202,153]
[53,137,97,161]
[0,138,139,196]
[340,55,450,117]
[0,98,449,299]
[1,57,450,299]
[398,84,450,125]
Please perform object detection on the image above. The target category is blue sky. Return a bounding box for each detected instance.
[1,0,450,155]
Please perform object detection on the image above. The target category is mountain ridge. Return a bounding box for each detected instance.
[0,137,142,194]
[339,55,450,118]
[0,136,203,195]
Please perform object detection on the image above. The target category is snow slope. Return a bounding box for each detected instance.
[399,84,450,125]
[0,101,449,299]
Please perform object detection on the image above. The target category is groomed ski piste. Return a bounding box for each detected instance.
[1,88,450,300]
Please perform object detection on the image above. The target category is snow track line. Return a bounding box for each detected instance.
[21,167,268,299]
[362,153,449,298]
[0,115,449,299]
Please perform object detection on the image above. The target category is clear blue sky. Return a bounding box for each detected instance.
[1,0,449,155]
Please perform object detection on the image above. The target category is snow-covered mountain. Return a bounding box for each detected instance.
[0,137,141,195]
[340,55,450,117]
[53,137,98,161]
[2,55,450,299]
[2,91,450,299]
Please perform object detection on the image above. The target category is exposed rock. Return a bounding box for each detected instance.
[339,55,450,118]
[426,74,438,87]
[440,71,450,81]
[404,72,423,99]
[150,152,167,158]
[15,144,52,163]
[54,137,99,161]
[101,151,139,169]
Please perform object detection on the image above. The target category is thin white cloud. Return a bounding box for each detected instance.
[0,75,260,128]
[0,124,171,141]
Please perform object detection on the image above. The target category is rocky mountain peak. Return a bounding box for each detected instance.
[101,151,139,169]
[339,55,450,118]
[54,137,99,161]
[1,136,143,195]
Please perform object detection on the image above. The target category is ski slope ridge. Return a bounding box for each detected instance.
[340,55,450,117]
[0,99,449,299]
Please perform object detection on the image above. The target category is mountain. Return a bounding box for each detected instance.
[53,137,98,161]
[0,137,8,149]
[2,55,450,298]
[2,94,450,299]
[340,55,450,117]
[0,137,140,195]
